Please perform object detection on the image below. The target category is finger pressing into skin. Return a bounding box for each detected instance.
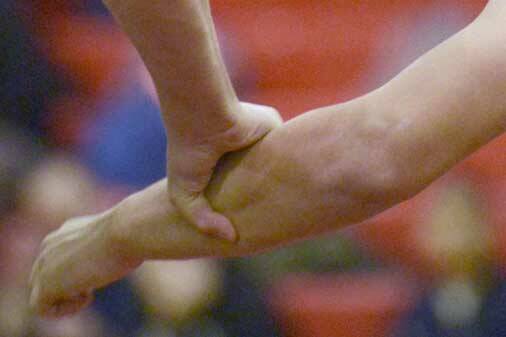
[168,146,237,241]
[170,187,237,241]
[166,102,282,241]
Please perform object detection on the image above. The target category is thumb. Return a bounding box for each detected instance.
[170,184,237,242]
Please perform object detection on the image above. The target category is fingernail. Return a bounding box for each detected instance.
[214,217,237,242]
[200,214,237,242]
[220,225,237,242]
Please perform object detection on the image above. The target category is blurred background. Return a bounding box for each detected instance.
[2,0,506,336]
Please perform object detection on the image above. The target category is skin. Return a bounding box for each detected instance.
[30,0,506,318]
[103,0,281,241]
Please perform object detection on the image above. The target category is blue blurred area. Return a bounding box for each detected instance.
[78,84,167,189]
[93,279,146,337]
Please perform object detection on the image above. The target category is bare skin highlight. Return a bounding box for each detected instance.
[29,0,506,318]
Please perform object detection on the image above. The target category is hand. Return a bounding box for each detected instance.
[167,102,283,241]
[29,213,140,318]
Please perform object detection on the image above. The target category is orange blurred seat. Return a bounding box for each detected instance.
[268,273,417,337]
[213,1,400,118]
[456,134,506,182]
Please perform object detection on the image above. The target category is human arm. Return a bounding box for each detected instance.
[102,0,280,240]
[30,1,506,317]
[367,0,506,189]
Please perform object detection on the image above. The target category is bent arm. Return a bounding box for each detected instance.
[30,1,506,317]
[111,2,506,261]
[103,0,282,240]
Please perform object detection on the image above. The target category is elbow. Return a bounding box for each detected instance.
[347,137,447,211]
[340,154,419,212]
[331,116,429,214]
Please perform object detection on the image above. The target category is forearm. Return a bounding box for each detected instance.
[102,0,238,134]
[108,3,506,262]
[110,98,401,261]
[29,100,384,317]
[30,1,506,317]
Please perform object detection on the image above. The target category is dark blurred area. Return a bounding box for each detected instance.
[3,0,506,336]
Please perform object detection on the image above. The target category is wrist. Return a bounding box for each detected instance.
[105,203,145,268]
[162,99,242,144]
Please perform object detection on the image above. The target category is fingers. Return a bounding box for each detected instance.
[167,102,282,241]
[168,141,237,241]
[170,183,237,241]
[30,286,94,319]
[28,215,108,319]
[29,255,94,319]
